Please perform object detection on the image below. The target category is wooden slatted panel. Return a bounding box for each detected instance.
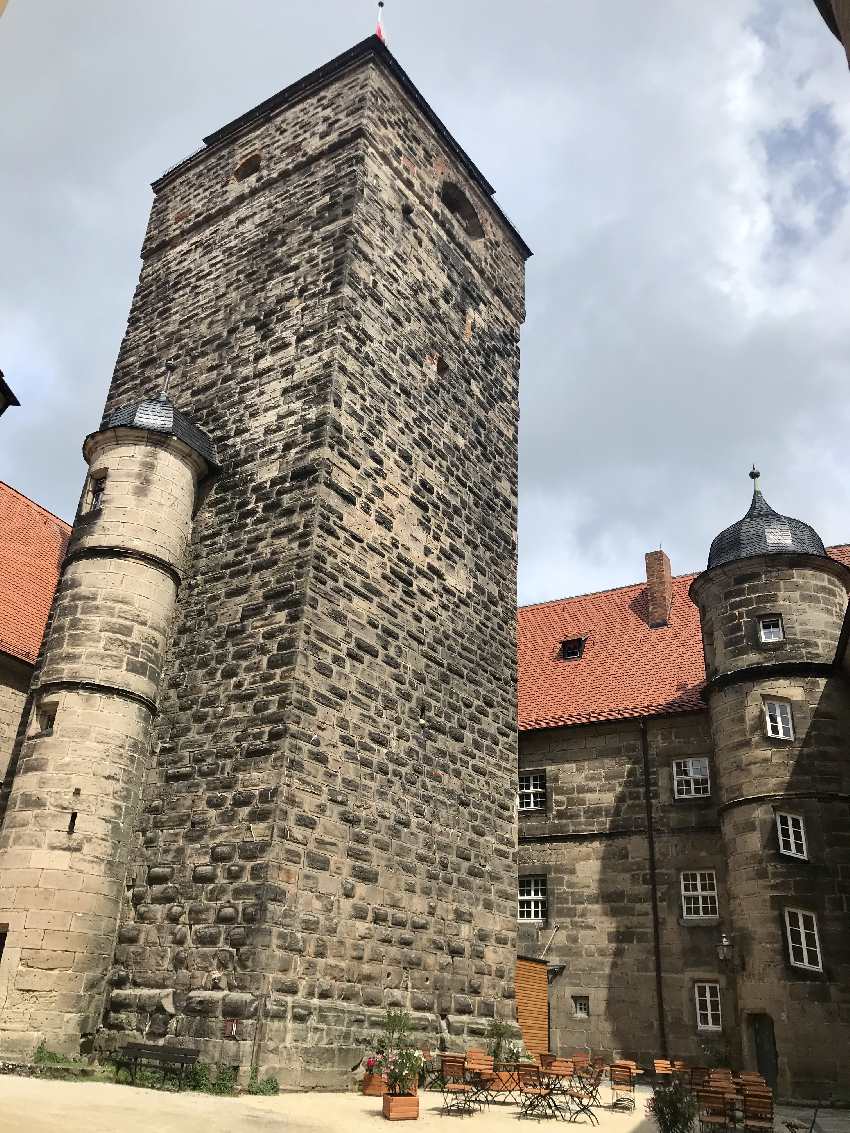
[515,957,548,1054]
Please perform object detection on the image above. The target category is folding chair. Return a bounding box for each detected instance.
[609,1065,635,1112]
[465,1050,496,1110]
[440,1054,476,1116]
[517,1064,568,1122]
[697,1088,730,1133]
[742,1092,774,1133]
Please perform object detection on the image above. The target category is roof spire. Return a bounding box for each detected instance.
[376,1,386,43]
[749,464,761,494]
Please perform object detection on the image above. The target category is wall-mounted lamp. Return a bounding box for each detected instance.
[716,933,734,962]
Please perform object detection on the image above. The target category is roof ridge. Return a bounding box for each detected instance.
[0,481,72,531]
[519,543,850,612]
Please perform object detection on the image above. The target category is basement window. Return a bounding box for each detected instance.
[439,181,485,240]
[560,638,585,662]
[234,154,261,182]
[572,995,590,1018]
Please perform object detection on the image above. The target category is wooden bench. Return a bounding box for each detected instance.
[110,1042,200,1088]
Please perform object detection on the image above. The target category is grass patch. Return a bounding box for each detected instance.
[247,1069,280,1096]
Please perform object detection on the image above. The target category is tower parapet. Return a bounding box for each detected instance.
[690,471,850,1096]
[0,396,216,1057]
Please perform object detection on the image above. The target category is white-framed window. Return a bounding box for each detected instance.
[673,757,711,799]
[758,615,784,643]
[681,871,719,919]
[518,876,548,922]
[519,772,546,811]
[572,995,590,1018]
[694,982,722,1031]
[765,699,794,741]
[785,908,822,972]
[776,813,807,860]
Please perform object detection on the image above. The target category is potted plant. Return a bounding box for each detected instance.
[362,1053,388,1096]
[647,1079,697,1133]
[381,1048,424,1121]
[485,1018,514,1066]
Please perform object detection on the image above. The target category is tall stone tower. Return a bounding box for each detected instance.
[691,472,850,1096]
[0,397,217,1056]
[0,38,528,1082]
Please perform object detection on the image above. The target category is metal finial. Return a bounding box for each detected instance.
[749,464,760,489]
[160,358,177,401]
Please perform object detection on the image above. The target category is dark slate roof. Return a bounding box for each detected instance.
[105,396,219,471]
[707,481,826,569]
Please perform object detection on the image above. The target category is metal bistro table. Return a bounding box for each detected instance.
[491,1061,538,1106]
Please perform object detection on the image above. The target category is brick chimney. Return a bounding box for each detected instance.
[645,549,673,628]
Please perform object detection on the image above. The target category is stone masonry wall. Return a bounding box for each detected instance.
[695,557,850,1097]
[95,53,526,1086]
[519,712,737,1066]
[0,655,30,785]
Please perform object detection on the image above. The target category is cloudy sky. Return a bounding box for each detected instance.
[2,1,849,606]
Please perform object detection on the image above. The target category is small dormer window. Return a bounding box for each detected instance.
[759,615,784,643]
[560,638,585,662]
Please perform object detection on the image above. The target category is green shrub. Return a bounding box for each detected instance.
[33,1041,75,1066]
[485,1020,514,1064]
[247,1069,280,1095]
[648,1079,697,1133]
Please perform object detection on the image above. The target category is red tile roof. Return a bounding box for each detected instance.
[518,545,850,732]
[0,482,71,665]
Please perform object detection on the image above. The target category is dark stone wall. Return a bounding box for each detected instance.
[518,712,736,1067]
[93,57,526,1086]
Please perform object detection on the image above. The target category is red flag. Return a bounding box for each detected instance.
[376,2,385,42]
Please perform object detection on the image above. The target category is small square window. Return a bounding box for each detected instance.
[694,982,722,1031]
[784,908,822,971]
[518,876,548,922]
[560,638,585,661]
[776,813,807,860]
[30,699,57,737]
[765,699,794,741]
[759,615,784,643]
[572,995,590,1018]
[681,870,718,919]
[673,757,711,799]
[85,472,106,514]
[519,772,546,811]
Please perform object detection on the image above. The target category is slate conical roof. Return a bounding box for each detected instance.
[106,395,218,471]
[707,468,825,569]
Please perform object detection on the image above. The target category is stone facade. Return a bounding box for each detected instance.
[0,41,528,1084]
[0,429,211,1058]
[0,654,29,785]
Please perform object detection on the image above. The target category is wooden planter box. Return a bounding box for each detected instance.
[382,1093,419,1121]
[362,1073,388,1096]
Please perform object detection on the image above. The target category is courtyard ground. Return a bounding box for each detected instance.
[0,1076,846,1133]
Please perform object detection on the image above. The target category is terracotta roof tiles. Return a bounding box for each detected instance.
[518,545,850,732]
[0,482,71,665]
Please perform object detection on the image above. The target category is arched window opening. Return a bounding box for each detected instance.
[439,181,485,240]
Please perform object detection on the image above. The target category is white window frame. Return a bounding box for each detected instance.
[681,870,719,919]
[518,876,548,922]
[519,772,546,812]
[764,699,794,741]
[784,908,822,972]
[776,813,807,860]
[673,757,711,799]
[758,615,784,643]
[571,995,590,1019]
[694,982,722,1031]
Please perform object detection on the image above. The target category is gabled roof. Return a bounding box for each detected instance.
[518,545,850,732]
[0,483,71,665]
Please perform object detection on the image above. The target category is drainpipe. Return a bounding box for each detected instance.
[640,720,668,1058]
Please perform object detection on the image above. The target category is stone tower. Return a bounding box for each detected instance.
[0,397,217,1057]
[2,38,528,1083]
[690,471,850,1095]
